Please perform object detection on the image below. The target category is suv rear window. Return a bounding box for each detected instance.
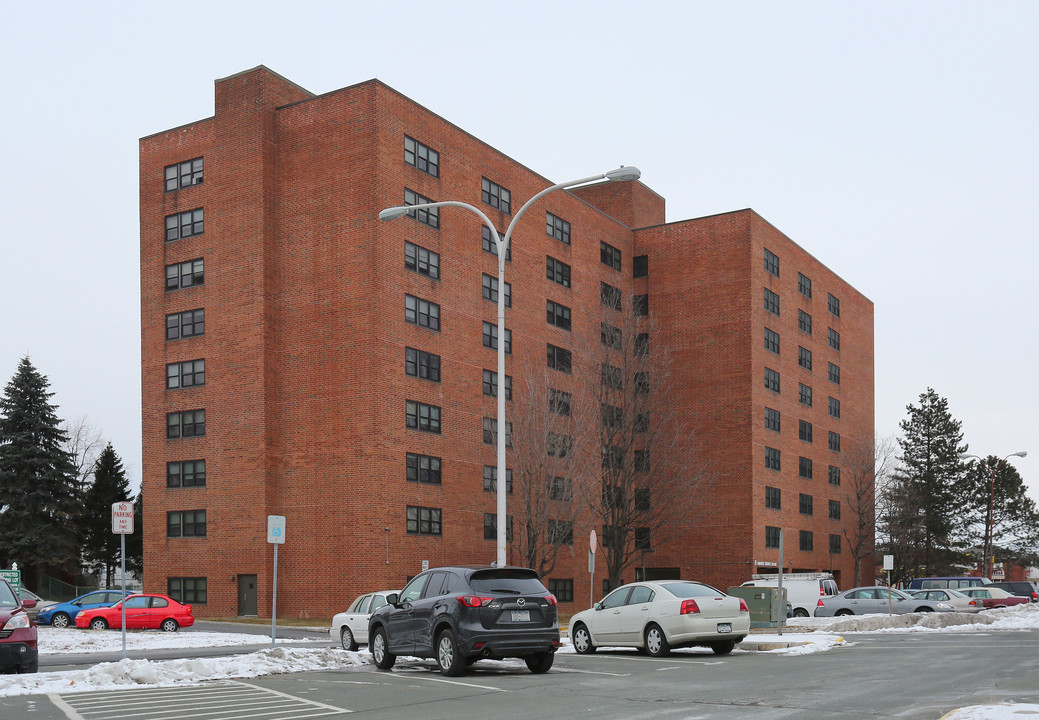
[468,569,547,594]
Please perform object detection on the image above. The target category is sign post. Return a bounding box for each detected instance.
[777,529,784,637]
[112,502,134,659]
[267,515,286,648]
[883,554,894,615]
[588,530,597,609]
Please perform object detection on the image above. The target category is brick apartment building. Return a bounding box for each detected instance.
[140,66,874,619]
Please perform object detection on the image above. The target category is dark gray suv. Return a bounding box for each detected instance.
[368,565,559,676]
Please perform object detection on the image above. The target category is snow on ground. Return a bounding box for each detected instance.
[39,627,314,654]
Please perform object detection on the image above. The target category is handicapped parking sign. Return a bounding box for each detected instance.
[267,515,286,544]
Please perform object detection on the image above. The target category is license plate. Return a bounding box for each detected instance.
[511,610,530,622]
[717,623,731,633]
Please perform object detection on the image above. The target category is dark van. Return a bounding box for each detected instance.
[907,577,990,591]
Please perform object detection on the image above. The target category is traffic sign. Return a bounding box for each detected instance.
[267,515,286,544]
[589,529,597,554]
[112,501,134,534]
[0,569,20,591]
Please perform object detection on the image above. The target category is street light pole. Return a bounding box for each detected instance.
[380,166,642,568]
[959,451,1027,578]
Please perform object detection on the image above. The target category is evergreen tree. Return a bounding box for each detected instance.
[81,443,132,586]
[961,456,1039,571]
[0,357,81,587]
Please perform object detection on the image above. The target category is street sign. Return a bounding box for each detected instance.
[883,555,894,571]
[112,501,134,534]
[267,515,286,544]
[0,569,20,591]
[422,560,429,571]
[589,530,597,554]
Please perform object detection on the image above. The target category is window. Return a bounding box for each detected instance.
[799,383,813,406]
[799,420,813,443]
[829,500,841,520]
[798,346,813,371]
[764,328,780,354]
[829,397,841,419]
[483,513,513,541]
[166,359,205,389]
[634,449,650,472]
[765,407,781,432]
[167,510,206,537]
[167,410,205,438]
[634,412,649,433]
[405,347,441,382]
[482,322,511,353]
[404,136,439,177]
[165,158,204,192]
[167,460,205,488]
[829,465,841,486]
[764,288,780,315]
[828,293,840,317]
[600,282,622,310]
[546,300,571,330]
[829,534,842,554]
[406,400,441,433]
[829,431,841,452]
[800,530,814,552]
[547,344,572,373]
[166,309,205,340]
[407,453,442,485]
[546,256,570,287]
[547,579,573,602]
[634,527,651,550]
[482,177,511,213]
[483,466,513,494]
[633,255,648,278]
[798,310,813,335]
[601,364,623,390]
[405,294,440,331]
[482,370,512,400]
[634,372,649,395]
[765,367,781,393]
[166,259,204,290]
[828,328,840,351]
[549,476,572,502]
[828,363,841,385]
[634,333,649,356]
[601,525,623,549]
[167,577,206,604]
[548,519,574,545]
[407,506,442,535]
[798,272,812,298]
[482,418,512,446]
[766,526,781,549]
[405,242,440,279]
[799,456,813,479]
[546,432,572,458]
[600,241,622,271]
[632,294,648,317]
[165,209,204,241]
[765,486,781,509]
[546,212,570,244]
[482,225,511,260]
[799,494,813,515]
[481,274,511,307]
[765,447,781,471]
[404,189,439,229]
[549,389,572,416]
[764,248,779,276]
[602,446,624,470]
[600,323,621,350]
[634,488,651,511]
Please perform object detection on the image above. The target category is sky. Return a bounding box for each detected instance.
[0,1,1036,500]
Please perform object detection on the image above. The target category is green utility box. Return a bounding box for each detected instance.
[727,586,785,629]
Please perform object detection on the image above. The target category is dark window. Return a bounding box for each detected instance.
[634,333,649,356]
[405,242,440,279]
[633,255,648,278]
[634,449,650,472]
[404,189,439,229]
[799,456,813,479]
[829,465,841,486]
[800,530,814,551]
[546,212,570,244]
[799,383,813,406]
[483,513,513,541]
[406,400,441,433]
[765,486,781,509]
[166,259,204,291]
[601,323,622,349]
[404,136,439,177]
[546,256,570,287]
[828,293,840,317]
[764,248,779,276]
[799,494,813,515]
[765,407,781,432]
[602,447,624,470]
[600,282,622,311]
[634,488,651,511]
[601,364,623,390]
[167,410,205,438]
[798,346,813,371]
[632,294,649,317]
[765,367,781,393]
[482,370,512,400]
[166,309,205,340]
[549,476,572,502]
[482,177,511,213]
[482,322,511,354]
[405,294,440,330]
[547,578,573,602]
[167,359,205,389]
[548,519,574,545]
[405,347,441,382]
[600,241,622,271]
[798,310,812,335]
[482,417,512,446]
[167,510,206,537]
[764,288,780,315]
[547,344,572,373]
[828,363,841,385]
[766,526,781,548]
[634,372,649,395]
[829,500,841,520]
[829,431,841,452]
[799,420,813,443]
[482,274,511,307]
[547,300,572,330]
[798,272,812,298]
[765,328,780,354]
[546,432,572,458]
[165,209,204,241]
[829,397,841,419]
[167,460,206,488]
[482,225,511,260]
[165,158,204,192]
[167,577,206,604]
[483,466,513,494]
[406,453,442,484]
[407,506,442,535]
[549,389,572,416]
[829,534,842,554]
[828,328,840,351]
[765,447,781,470]
[601,525,623,549]
[634,527,651,550]
[634,412,649,433]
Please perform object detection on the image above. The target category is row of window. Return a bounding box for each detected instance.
[764,367,840,399]
[767,325,841,354]
[764,526,842,553]
[764,449,842,485]
[763,247,841,318]
[763,403,842,434]
[764,487,842,518]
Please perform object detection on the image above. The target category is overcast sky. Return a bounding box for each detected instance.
[1,1,1035,500]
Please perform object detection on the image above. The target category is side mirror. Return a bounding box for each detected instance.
[594,602,603,611]
[386,593,399,606]
[22,599,36,608]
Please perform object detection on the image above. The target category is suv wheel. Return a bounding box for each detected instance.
[435,629,465,676]
[370,626,396,670]
[51,613,71,629]
[525,652,554,673]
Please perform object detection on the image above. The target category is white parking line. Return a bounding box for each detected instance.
[386,673,509,691]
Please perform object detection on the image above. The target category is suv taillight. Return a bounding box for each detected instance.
[545,595,558,606]
[457,596,493,607]
[680,599,700,615]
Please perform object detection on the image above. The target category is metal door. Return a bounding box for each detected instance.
[238,574,258,616]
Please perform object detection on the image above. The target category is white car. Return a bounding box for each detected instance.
[568,580,750,657]
[908,588,984,613]
[330,591,397,651]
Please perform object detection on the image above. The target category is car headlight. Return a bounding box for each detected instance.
[3,613,30,631]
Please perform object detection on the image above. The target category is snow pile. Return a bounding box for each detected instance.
[40,628,312,654]
[787,602,1039,634]
[943,705,1039,719]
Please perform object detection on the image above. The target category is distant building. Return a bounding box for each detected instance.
[140,66,874,618]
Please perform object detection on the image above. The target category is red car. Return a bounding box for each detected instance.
[0,578,38,673]
[961,587,1032,610]
[75,593,194,632]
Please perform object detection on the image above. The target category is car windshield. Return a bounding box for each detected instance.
[468,569,547,594]
[658,581,723,598]
[0,582,17,608]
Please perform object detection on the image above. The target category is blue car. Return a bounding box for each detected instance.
[36,590,132,628]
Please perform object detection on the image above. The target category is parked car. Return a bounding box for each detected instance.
[36,589,132,628]
[368,566,559,676]
[75,593,194,632]
[988,581,1039,603]
[15,588,54,622]
[330,590,397,651]
[741,573,839,617]
[569,580,750,657]
[907,576,991,591]
[0,577,37,673]
[815,586,955,616]
[961,586,1032,609]
[908,588,983,613]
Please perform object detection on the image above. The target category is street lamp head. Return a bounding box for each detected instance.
[378,206,410,221]
[1010,451,1027,458]
[605,165,641,182]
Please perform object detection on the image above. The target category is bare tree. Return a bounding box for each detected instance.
[62,415,105,490]
[839,433,895,585]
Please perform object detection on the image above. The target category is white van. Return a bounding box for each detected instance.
[741,573,839,617]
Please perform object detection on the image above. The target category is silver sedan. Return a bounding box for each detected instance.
[908,588,983,613]
[815,586,954,616]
